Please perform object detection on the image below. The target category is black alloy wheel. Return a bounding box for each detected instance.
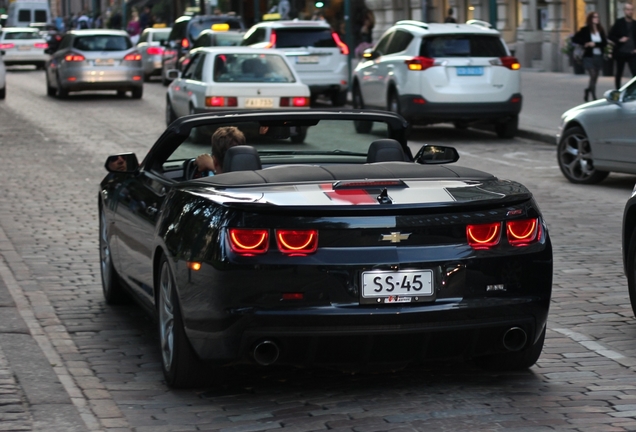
[99,209,128,304]
[473,326,546,371]
[557,126,609,184]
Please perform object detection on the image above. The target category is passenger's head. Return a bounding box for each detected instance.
[625,2,634,18]
[211,126,246,173]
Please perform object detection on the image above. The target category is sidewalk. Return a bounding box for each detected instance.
[518,70,616,144]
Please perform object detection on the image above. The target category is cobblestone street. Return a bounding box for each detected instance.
[1,69,636,431]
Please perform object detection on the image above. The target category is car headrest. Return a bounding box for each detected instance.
[367,139,408,163]
[222,145,262,173]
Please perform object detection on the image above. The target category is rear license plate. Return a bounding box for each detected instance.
[456,66,483,76]
[18,45,31,51]
[361,270,434,303]
[297,55,319,64]
[245,98,273,108]
[94,58,116,66]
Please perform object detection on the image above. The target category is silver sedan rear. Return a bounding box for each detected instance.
[0,27,49,69]
[45,30,143,98]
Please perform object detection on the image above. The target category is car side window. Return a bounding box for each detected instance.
[183,54,202,80]
[58,34,71,50]
[192,53,206,81]
[374,31,393,56]
[139,31,148,43]
[386,30,413,55]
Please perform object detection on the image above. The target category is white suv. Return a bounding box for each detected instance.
[352,20,522,138]
[241,20,349,106]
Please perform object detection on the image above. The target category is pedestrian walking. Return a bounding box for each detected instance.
[445,8,457,23]
[126,11,141,45]
[573,11,607,101]
[609,2,636,89]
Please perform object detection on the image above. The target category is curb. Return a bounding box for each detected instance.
[516,128,556,145]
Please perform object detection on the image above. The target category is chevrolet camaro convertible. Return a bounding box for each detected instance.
[99,110,552,388]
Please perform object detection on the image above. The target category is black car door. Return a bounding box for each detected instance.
[115,170,170,301]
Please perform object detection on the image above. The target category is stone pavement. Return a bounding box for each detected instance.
[1,68,636,431]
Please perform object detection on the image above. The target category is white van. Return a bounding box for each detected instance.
[5,0,51,27]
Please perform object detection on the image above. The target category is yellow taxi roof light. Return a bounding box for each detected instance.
[211,23,230,31]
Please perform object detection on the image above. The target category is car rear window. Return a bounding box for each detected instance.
[5,31,40,40]
[420,35,507,57]
[188,18,243,41]
[73,35,132,51]
[169,20,188,41]
[153,30,170,42]
[214,53,295,83]
[275,28,336,48]
[214,32,244,46]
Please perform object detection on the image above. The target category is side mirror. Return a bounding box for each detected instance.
[105,153,139,173]
[166,69,181,80]
[605,89,622,104]
[414,145,460,164]
[362,48,377,60]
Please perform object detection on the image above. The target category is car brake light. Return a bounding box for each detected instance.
[0,43,14,49]
[64,53,85,62]
[276,230,318,255]
[405,56,436,71]
[491,56,521,70]
[332,32,349,55]
[124,52,142,61]
[34,42,48,49]
[506,219,540,246]
[229,229,269,255]
[181,38,190,49]
[164,49,177,58]
[205,96,237,107]
[146,46,164,55]
[280,97,309,107]
[466,222,501,249]
[264,31,276,48]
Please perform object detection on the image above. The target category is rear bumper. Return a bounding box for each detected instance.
[59,67,143,91]
[3,54,48,65]
[399,93,523,124]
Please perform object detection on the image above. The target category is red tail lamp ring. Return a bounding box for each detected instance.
[506,218,540,246]
[466,222,502,249]
[276,229,318,255]
[229,228,269,255]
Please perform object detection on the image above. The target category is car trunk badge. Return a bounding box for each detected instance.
[380,232,411,243]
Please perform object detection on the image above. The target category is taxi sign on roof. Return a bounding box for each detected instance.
[152,23,167,28]
[211,23,229,31]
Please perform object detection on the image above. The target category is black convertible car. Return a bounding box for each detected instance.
[100,110,552,388]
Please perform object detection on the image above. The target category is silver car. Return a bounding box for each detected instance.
[0,54,5,99]
[137,26,171,81]
[557,76,636,184]
[45,29,143,99]
[0,27,49,69]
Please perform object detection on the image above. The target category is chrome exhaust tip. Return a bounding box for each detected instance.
[253,340,280,366]
[503,327,527,352]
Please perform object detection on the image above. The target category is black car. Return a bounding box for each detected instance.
[100,109,553,388]
[161,14,245,85]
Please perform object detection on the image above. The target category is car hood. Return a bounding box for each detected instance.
[188,178,532,209]
[561,98,608,119]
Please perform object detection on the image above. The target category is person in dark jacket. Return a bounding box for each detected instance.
[573,12,607,101]
[609,2,636,89]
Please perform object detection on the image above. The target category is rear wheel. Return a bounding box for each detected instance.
[116,90,127,98]
[131,87,143,99]
[189,105,208,143]
[290,126,307,144]
[388,89,401,115]
[46,73,55,97]
[158,256,208,388]
[557,126,609,184]
[331,89,347,107]
[473,326,546,371]
[495,115,518,138]
[352,84,372,134]
[99,209,128,304]
[0,86,5,100]
[56,74,68,99]
[166,98,177,126]
[627,230,636,317]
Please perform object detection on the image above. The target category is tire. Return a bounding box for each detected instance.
[162,70,171,87]
[0,86,5,100]
[189,105,207,143]
[131,87,143,99]
[331,89,347,107]
[56,74,68,99]
[46,73,55,97]
[627,229,636,318]
[99,209,128,304]
[166,98,177,126]
[557,126,609,184]
[387,89,401,116]
[290,126,307,144]
[352,84,372,134]
[473,326,546,371]
[495,115,518,139]
[453,121,468,130]
[116,90,127,98]
[143,73,152,82]
[157,256,208,388]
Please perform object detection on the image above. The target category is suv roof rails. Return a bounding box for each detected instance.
[466,19,493,29]
[396,20,429,30]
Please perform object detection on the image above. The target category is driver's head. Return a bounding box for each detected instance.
[211,126,246,171]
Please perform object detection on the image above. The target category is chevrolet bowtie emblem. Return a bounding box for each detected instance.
[380,232,411,243]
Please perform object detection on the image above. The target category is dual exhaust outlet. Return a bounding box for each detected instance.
[252,328,527,365]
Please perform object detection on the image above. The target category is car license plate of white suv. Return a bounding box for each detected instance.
[361,270,433,302]
[456,66,483,76]
[245,98,274,108]
[297,56,319,64]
